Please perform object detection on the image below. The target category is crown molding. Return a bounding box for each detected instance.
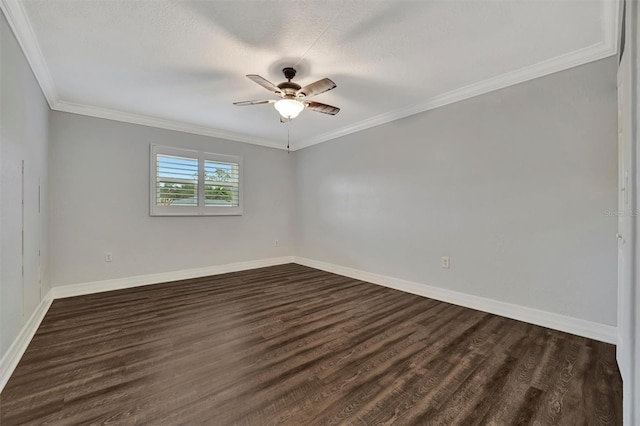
[292,0,620,151]
[2,0,619,152]
[292,47,617,151]
[0,0,58,107]
[0,0,287,150]
[53,100,288,150]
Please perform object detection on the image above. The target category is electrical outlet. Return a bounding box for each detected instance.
[441,256,450,269]
[275,240,279,246]
[105,252,113,262]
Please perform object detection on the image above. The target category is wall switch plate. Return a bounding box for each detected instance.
[105,252,113,262]
[441,256,450,269]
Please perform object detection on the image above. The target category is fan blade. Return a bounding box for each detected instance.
[233,100,275,106]
[246,75,282,95]
[306,101,340,115]
[297,78,336,98]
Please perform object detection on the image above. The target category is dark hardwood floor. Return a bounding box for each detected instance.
[0,264,622,425]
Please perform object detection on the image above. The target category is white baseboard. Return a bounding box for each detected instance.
[52,256,296,299]
[0,256,295,394]
[0,254,616,395]
[0,290,53,392]
[294,257,617,344]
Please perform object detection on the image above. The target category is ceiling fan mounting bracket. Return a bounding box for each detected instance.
[282,67,297,81]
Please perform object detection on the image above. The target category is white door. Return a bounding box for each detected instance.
[617,48,635,425]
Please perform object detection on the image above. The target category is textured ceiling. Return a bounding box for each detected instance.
[4,0,618,150]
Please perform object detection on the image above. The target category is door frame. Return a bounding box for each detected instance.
[617,0,639,423]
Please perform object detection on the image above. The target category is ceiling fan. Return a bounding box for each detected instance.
[234,67,340,122]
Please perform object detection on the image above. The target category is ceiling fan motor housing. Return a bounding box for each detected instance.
[277,81,301,96]
[278,67,301,96]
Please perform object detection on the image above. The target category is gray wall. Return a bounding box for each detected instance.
[1,20,618,366]
[49,112,294,286]
[294,57,618,326]
[0,13,50,357]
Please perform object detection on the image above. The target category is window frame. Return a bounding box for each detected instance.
[150,144,243,216]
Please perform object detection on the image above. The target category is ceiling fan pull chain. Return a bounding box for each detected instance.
[287,122,290,154]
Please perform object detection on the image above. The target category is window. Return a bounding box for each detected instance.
[150,145,242,216]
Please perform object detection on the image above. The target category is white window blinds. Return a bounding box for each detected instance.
[204,160,240,207]
[150,145,242,216]
[156,154,198,207]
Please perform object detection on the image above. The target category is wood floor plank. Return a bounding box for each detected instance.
[0,263,622,425]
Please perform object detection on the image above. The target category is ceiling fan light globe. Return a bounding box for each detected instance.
[274,99,304,119]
